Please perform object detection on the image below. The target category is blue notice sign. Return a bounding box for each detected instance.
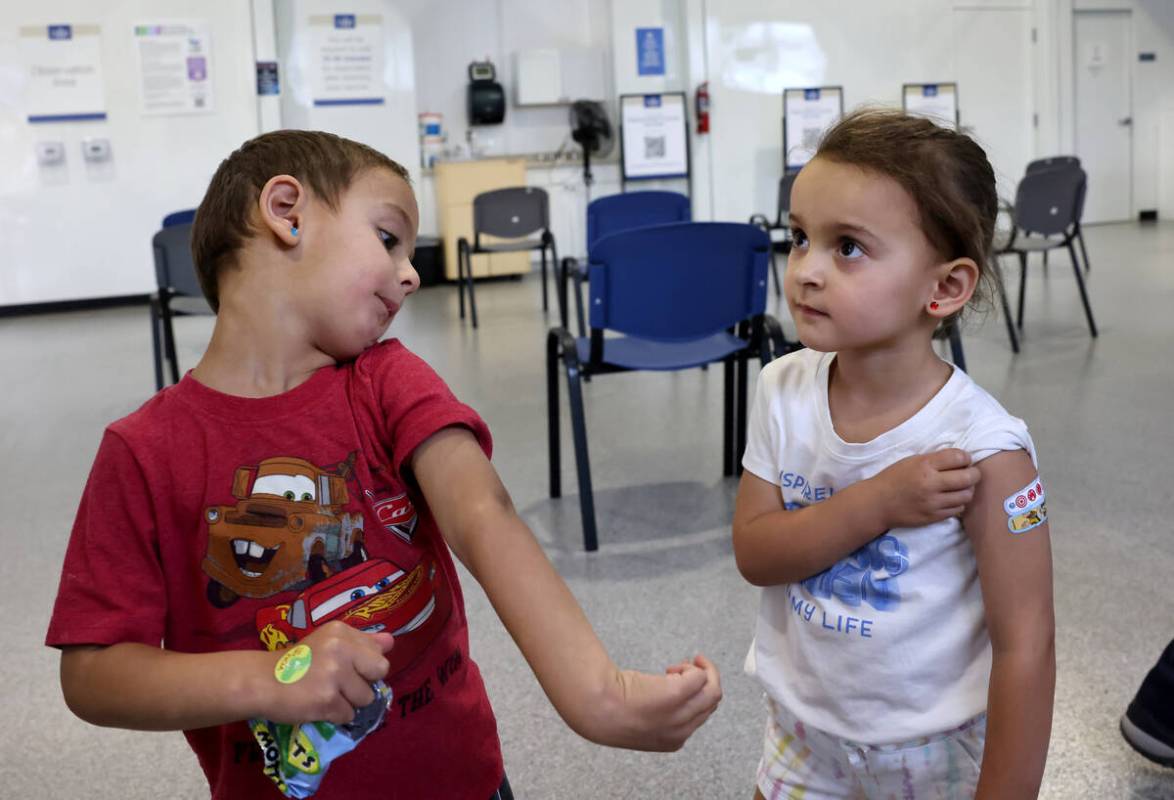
[334,14,356,29]
[48,24,72,40]
[256,61,280,96]
[804,88,821,100]
[923,84,938,97]
[636,27,665,76]
[643,94,662,108]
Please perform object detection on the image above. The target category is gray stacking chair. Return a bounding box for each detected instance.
[1024,156,1091,275]
[150,220,213,390]
[997,166,1097,337]
[457,187,558,328]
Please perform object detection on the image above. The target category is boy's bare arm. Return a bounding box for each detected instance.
[733,449,980,586]
[60,623,394,731]
[963,450,1055,800]
[411,427,722,752]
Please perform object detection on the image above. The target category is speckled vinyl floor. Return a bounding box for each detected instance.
[2,221,1171,798]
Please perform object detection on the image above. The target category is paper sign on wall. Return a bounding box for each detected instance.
[308,13,385,106]
[782,86,843,171]
[19,24,107,123]
[620,92,689,180]
[903,83,958,130]
[134,21,214,115]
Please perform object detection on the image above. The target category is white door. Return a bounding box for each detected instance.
[952,8,1034,202]
[1074,10,1133,223]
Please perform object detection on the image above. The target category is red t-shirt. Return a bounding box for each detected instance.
[46,340,504,799]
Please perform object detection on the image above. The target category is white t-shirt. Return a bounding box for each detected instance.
[741,349,1037,744]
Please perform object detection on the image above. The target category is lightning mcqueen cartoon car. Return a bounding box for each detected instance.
[256,556,450,672]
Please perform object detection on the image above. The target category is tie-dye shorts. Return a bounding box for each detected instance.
[756,697,986,800]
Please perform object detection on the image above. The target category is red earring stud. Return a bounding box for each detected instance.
[930,301,940,310]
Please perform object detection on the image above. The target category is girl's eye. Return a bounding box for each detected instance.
[378,229,399,252]
[791,229,808,248]
[838,239,864,259]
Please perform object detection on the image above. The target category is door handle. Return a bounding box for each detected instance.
[1119,116,1133,126]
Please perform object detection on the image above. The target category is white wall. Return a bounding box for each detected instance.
[698,0,1038,224]
[0,1,260,305]
[401,0,612,160]
[274,0,422,183]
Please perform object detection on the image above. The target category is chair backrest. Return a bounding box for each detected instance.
[473,187,549,242]
[775,171,799,224]
[162,208,197,228]
[1026,156,1080,174]
[586,191,691,253]
[587,222,769,341]
[152,222,205,298]
[1012,166,1086,236]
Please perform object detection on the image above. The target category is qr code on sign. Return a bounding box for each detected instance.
[643,136,666,159]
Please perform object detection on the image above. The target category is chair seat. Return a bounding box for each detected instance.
[576,331,747,371]
[475,239,544,253]
[996,231,1067,253]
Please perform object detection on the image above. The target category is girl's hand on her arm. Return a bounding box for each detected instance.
[870,448,981,527]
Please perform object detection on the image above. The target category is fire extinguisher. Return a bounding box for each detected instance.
[695,81,710,134]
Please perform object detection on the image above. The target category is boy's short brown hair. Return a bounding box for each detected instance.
[191,130,410,312]
[812,108,1002,328]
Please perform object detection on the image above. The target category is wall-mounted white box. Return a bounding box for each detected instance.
[514,47,606,106]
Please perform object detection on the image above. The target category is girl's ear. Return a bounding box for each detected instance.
[257,175,306,246]
[928,257,979,319]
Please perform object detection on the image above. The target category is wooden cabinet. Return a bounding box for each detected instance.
[434,158,530,280]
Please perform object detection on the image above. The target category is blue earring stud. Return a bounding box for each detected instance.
[291,226,299,236]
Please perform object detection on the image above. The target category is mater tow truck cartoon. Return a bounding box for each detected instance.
[201,454,366,608]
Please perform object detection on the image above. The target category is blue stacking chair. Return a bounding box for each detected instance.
[151,210,212,390]
[546,222,793,551]
[559,191,692,337]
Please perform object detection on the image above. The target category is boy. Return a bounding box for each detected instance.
[46,130,722,799]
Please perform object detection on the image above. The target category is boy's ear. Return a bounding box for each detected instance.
[928,257,979,320]
[258,175,306,246]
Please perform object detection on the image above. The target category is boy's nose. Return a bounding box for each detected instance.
[400,260,421,295]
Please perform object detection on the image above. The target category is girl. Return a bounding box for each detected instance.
[734,110,1055,799]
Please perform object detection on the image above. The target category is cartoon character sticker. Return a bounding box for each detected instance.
[254,554,451,676]
[201,454,365,608]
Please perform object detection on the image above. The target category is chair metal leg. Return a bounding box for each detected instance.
[557,258,571,331]
[769,249,782,298]
[465,248,479,329]
[1077,228,1091,273]
[1067,242,1098,337]
[540,246,549,313]
[565,358,597,551]
[1042,249,1048,277]
[1017,252,1028,330]
[150,299,163,392]
[572,267,587,339]
[160,294,180,385]
[736,337,749,477]
[722,356,734,477]
[547,330,561,498]
[457,241,467,320]
[996,271,1020,354]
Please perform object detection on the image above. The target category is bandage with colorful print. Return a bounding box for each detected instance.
[1004,476,1047,534]
[249,680,393,799]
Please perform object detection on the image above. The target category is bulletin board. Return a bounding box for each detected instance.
[902,83,959,130]
[619,92,690,181]
[782,86,843,171]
